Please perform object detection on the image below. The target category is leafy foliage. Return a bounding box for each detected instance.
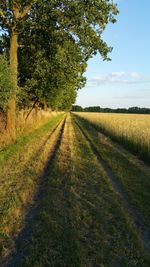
[0,55,12,111]
[0,0,118,112]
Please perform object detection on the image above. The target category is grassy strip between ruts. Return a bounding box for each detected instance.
[0,113,65,258]
[0,113,64,165]
[73,114,150,231]
[13,114,150,267]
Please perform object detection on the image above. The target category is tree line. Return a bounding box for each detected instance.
[0,0,118,138]
[72,105,150,114]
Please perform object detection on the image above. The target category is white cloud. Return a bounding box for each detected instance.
[111,72,125,77]
[130,72,141,80]
[89,71,146,85]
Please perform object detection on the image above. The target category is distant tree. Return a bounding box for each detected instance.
[83,106,150,114]
[115,108,127,113]
[128,107,140,114]
[72,105,83,112]
[128,107,150,114]
[84,106,102,112]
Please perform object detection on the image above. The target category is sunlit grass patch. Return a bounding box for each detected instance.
[0,114,64,258]
[19,115,150,267]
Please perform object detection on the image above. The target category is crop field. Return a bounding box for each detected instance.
[0,113,150,267]
[74,112,150,163]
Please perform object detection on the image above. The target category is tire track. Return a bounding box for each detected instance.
[1,116,66,267]
[31,115,67,197]
[73,116,150,254]
[0,117,65,222]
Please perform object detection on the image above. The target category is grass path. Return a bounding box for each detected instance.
[2,114,149,267]
[1,114,150,266]
[73,114,150,252]
[0,114,65,261]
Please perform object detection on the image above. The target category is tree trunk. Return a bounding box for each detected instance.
[6,31,18,138]
[44,97,47,111]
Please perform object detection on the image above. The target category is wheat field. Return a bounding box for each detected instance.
[75,112,150,162]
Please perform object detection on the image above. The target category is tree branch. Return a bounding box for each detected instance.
[0,9,6,20]
[18,44,31,48]
[18,44,25,48]
[0,9,11,27]
[19,0,38,19]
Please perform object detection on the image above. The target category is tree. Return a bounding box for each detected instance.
[72,105,83,112]
[0,0,118,136]
[18,28,87,110]
[84,106,102,112]
[0,0,37,137]
[0,55,12,111]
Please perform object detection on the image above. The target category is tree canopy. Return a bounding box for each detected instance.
[0,55,12,111]
[0,0,118,134]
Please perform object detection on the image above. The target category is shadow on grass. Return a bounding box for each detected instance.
[73,115,150,253]
[0,114,63,166]
[4,116,150,267]
[5,120,82,267]
[0,120,66,267]
[3,117,80,266]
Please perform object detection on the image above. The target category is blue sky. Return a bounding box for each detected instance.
[76,0,150,108]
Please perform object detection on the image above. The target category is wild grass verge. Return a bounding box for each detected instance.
[0,109,63,149]
[0,113,64,165]
[0,113,64,259]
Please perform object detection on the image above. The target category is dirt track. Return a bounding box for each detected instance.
[0,114,150,267]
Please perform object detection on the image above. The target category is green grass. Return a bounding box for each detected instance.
[0,114,64,165]
[73,114,150,229]
[0,113,65,257]
[15,115,150,267]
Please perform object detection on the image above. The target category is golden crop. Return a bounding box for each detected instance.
[75,112,150,162]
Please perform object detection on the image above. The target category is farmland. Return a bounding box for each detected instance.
[0,113,150,267]
[74,112,150,163]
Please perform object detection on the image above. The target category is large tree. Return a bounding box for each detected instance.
[19,28,87,110]
[0,0,118,137]
[0,0,37,137]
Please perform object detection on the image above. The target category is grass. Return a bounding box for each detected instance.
[0,110,61,149]
[0,113,64,165]
[73,114,150,230]
[0,113,65,258]
[74,112,150,163]
[11,114,150,267]
[1,113,150,266]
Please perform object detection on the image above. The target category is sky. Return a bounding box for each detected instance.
[76,0,150,108]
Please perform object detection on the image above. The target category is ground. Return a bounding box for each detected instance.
[0,113,150,267]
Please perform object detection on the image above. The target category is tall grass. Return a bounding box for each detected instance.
[0,109,63,149]
[74,112,150,163]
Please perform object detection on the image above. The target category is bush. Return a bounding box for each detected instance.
[0,55,12,111]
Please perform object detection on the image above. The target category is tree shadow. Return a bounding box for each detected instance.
[5,128,82,267]
[1,120,66,267]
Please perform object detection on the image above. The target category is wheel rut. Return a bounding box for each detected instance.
[74,117,150,254]
[1,116,66,267]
